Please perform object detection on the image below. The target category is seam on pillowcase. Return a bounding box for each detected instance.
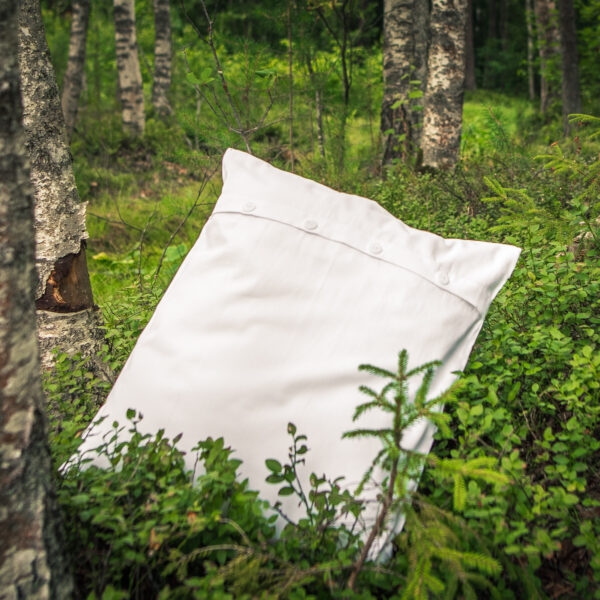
[209,210,484,317]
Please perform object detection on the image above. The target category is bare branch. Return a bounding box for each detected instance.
[153,168,217,285]
[180,0,252,153]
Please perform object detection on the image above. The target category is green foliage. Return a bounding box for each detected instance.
[51,354,513,599]
[57,415,275,599]
[39,1,600,596]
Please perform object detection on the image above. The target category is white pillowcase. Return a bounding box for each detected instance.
[76,149,520,555]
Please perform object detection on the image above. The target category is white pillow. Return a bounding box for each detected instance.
[76,149,520,554]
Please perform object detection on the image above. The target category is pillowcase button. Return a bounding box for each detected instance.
[369,242,383,255]
[242,202,257,213]
[436,270,450,286]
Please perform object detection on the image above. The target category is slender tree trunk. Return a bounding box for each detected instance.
[381,0,417,164]
[526,0,536,100]
[114,0,145,136]
[422,0,468,170]
[465,0,477,90]
[498,0,508,50]
[315,1,352,171]
[151,0,172,117]
[307,55,325,158]
[557,0,581,135]
[534,0,560,115]
[287,0,295,171]
[61,0,90,142]
[488,0,497,38]
[0,1,73,597]
[18,0,110,377]
[411,0,429,149]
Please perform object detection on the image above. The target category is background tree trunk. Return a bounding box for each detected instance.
[381,0,418,164]
[61,0,90,141]
[306,53,325,158]
[557,0,581,135]
[410,0,429,149]
[487,0,497,38]
[422,0,468,169]
[0,1,72,597]
[534,0,560,115]
[18,0,109,376]
[498,0,508,50]
[151,0,172,117]
[465,0,477,90]
[526,0,536,100]
[287,0,295,171]
[114,0,145,136]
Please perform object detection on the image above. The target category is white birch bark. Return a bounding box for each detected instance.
[114,0,145,136]
[61,0,90,141]
[152,0,172,117]
[421,0,467,170]
[381,0,417,164]
[381,0,429,164]
[0,1,72,597]
[18,0,110,376]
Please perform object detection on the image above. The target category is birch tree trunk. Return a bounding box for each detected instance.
[18,0,109,377]
[381,0,428,165]
[0,1,72,597]
[114,0,145,136]
[534,0,560,115]
[61,0,90,142]
[306,54,325,158]
[151,0,172,117]
[422,0,467,170]
[557,0,581,135]
[411,0,429,149]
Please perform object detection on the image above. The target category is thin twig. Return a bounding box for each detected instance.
[137,200,160,292]
[152,169,217,285]
[88,211,142,233]
[182,46,231,130]
[346,460,399,591]
[112,193,143,232]
[181,0,252,153]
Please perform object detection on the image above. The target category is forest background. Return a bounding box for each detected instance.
[2,0,600,598]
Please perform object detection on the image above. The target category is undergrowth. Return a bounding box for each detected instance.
[40,5,600,594]
[45,112,600,598]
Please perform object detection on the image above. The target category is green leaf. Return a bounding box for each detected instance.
[265,459,282,473]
